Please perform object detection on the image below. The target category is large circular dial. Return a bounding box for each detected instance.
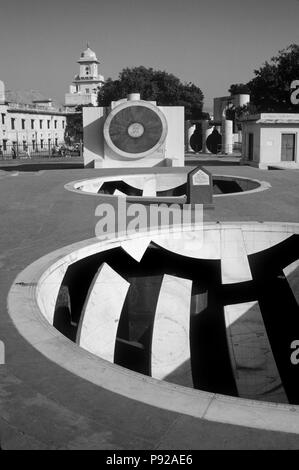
[103,101,168,159]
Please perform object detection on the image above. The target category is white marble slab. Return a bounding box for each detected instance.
[151,274,193,387]
[283,259,299,306]
[122,176,146,190]
[142,176,157,197]
[121,238,151,262]
[122,174,186,192]
[224,301,288,403]
[221,228,252,284]
[76,178,104,194]
[154,174,186,192]
[243,231,292,255]
[77,263,130,362]
[153,228,220,259]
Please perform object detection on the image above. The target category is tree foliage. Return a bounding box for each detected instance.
[246,44,299,112]
[98,66,205,119]
[65,106,83,143]
[228,83,250,95]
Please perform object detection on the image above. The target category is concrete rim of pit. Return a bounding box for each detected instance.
[64,173,271,202]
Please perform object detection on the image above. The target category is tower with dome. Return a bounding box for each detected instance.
[65,44,104,108]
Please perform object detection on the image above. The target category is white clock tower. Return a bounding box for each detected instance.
[65,44,104,107]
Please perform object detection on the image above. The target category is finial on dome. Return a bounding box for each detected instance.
[87,42,90,49]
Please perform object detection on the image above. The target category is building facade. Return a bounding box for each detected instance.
[241,113,299,169]
[65,44,104,108]
[0,80,67,155]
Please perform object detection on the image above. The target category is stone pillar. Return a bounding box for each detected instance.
[185,121,195,152]
[185,120,196,152]
[234,93,250,108]
[127,93,141,101]
[221,118,233,154]
[201,120,212,154]
[187,124,196,152]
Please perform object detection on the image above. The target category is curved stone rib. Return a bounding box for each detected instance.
[224,301,288,403]
[77,263,130,362]
[221,228,252,284]
[121,238,151,262]
[151,274,193,387]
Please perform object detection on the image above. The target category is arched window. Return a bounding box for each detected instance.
[85,66,90,75]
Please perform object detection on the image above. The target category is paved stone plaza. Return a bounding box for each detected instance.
[0,158,299,449]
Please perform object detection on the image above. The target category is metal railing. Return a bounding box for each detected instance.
[0,142,83,160]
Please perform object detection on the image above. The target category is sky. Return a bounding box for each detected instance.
[0,0,298,110]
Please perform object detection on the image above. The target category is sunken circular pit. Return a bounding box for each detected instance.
[65,170,270,203]
[8,221,299,438]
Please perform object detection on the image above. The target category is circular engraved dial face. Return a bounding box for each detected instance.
[108,105,164,154]
[127,122,145,138]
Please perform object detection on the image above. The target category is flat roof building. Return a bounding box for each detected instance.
[0,80,67,154]
[241,113,299,169]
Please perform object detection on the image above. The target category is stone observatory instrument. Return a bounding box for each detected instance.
[103,100,168,160]
[82,93,184,168]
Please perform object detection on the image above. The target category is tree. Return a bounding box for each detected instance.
[246,44,299,112]
[65,105,83,143]
[232,103,257,119]
[98,66,205,119]
[228,83,250,95]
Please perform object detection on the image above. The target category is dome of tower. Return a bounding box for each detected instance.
[81,47,96,59]
[79,43,99,62]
